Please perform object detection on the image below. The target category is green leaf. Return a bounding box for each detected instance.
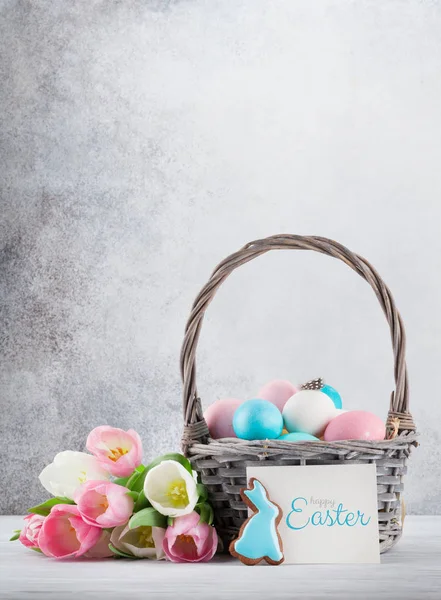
[197,483,208,502]
[108,543,139,559]
[9,532,20,541]
[167,516,174,527]
[126,465,147,492]
[30,547,43,553]
[126,491,139,501]
[113,476,130,486]
[128,507,167,529]
[196,502,214,525]
[27,497,75,517]
[133,491,151,513]
[127,472,145,493]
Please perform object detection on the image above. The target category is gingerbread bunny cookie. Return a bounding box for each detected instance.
[229,478,284,565]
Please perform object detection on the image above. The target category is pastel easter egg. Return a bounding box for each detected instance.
[233,399,283,440]
[258,380,298,411]
[204,398,243,439]
[324,410,386,442]
[278,432,319,441]
[321,409,348,438]
[282,390,337,437]
[321,384,342,409]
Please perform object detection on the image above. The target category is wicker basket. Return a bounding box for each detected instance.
[180,235,417,553]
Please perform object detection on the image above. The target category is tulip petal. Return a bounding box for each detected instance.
[84,530,113,558]
[162,512,218,563]
[109,524,164,559]
[70,516,102,556]
[171,535,199,561]
[167,511,200,538]
[19,514,45,549]
[39,507,80,558]
[144,461,198,517]
[38,504,102,559]
[75,481,134,528]
[86,426,143,478]
[152,527,166,560]
[39,451,110,499]
[109,525,128,554]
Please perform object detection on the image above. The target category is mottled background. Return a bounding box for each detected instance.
[1,0,440,515]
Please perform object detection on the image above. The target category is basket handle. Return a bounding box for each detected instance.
[181,235,415,447]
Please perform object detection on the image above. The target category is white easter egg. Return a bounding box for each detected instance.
[282,390,337,437]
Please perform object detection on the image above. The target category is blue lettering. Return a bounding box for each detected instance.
[359,511,371,526]
[345,512,356,526]
[286,498,372,530]
[326,510,336,526]
[286,497,310,530]
[335,503,348,525]
[311,511,322,526]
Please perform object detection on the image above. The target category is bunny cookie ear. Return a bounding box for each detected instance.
[244,478,269,506]
[229,478,284,566]
[243,477,258,503]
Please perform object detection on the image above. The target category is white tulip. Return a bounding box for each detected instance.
[143,460,199,517]
[39,451,111,499]
[110,525,165,559]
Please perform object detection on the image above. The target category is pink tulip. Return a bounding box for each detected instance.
[86,426,143,477]
[163,511,218,563]
[19,514,45,549]
[84,529,114,558]
[38,505,101,559]
[74,480,134,528]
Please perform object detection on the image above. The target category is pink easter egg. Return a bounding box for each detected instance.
[203,398,243,439]
[324,410,386,442]
[258,380,298,412]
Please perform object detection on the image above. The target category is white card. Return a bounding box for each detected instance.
[246,464,380,564]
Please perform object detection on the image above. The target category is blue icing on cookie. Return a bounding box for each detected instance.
[233,479,283,563]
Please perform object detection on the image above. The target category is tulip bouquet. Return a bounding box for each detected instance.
[11,426,217,562]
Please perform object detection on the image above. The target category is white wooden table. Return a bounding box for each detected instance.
[1,516,440,599]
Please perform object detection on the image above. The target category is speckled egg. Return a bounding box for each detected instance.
[204,398,243,439]
[258,380,298,412]
[278,432,319,441]
[321,384,343,409]
[324,410,386,442]
[282,390,337,437]
[233,398,283,440]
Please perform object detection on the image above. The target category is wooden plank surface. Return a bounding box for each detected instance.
[1,516,440,599]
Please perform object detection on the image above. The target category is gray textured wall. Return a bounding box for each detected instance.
[1,0,440,515]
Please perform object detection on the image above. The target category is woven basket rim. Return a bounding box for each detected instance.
[185,430,418,457]
[189,430,418,447]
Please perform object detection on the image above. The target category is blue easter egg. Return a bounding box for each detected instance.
[233,398,283,440]
[278,432,319,441]
[321,384,342,409]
